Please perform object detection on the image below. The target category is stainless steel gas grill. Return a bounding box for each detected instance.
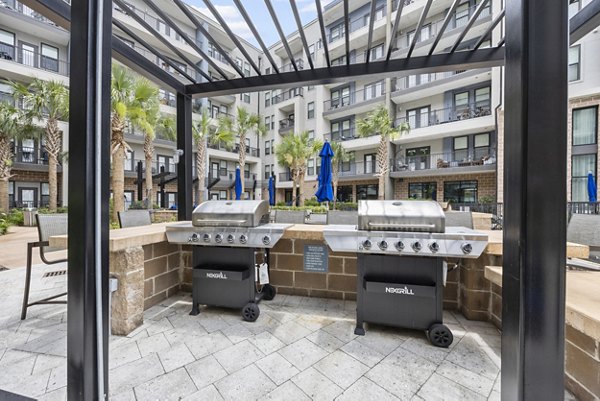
[323,200,488,347]
[166,200,291,321]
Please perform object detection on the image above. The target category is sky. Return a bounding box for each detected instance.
[187,0,336,48]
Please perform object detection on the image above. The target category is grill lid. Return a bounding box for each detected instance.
[358,200,445,232]
[192,200,270,228]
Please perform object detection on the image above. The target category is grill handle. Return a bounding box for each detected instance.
[367,222,436,230]
[193,219,248,225]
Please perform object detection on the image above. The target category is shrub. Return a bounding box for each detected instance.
[7,209,24,226]
[334,202,358,211]
[304,197,320,207]
[272,205,328,214]
[0,213,9,235]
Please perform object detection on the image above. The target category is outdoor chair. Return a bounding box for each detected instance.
[118,209,152,228]
[21,213,68,320]
[444,211,474,229]
[274,210,307,224]
[327,210,358,225]
[566,214,600,271]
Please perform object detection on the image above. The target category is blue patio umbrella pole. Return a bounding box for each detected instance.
[588,171,597,203]
[315,141,335,205]
[235,166,242,200]
[268,175,276,206]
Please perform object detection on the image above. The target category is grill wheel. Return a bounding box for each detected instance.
[427,323,453,348]
[261,284,277,301]
[242,302,260,322]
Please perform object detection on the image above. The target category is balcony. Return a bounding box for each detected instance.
[271,88,303,106]
[0,0,66,29]
[278,117,295,135]
[279,59,304,73]
[278,172,293,182]
[208,169,256,189]
[323,87,385,119]
[390,147,497,177]
[12,146,49,165]
[395,103,492,129]
[208,142,260,158]
[336,161,380,180]
[327,2,390,43]
[0,43,69,76]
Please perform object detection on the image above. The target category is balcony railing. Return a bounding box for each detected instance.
[0,0,65,28]
[393,70,470,92]
[208,47,232,66]
[394,103,492,129]
[323,128,367,142]
[208,142,260,157]
[279,59,304,72]
[323,86,385,112]
[271,88,304,105]
[12,146,49,165]
[209,169,255,182]
[392,147,496,173]
[394,3,491,53]
[278,117,295,133]
[0,43,69,76]
[337,161,379,178]
[327,3,389,43]
[279,172,293,182]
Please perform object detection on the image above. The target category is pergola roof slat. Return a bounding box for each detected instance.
[290,0,315,70]
[474,9,505,50]
[315,0,331,68]
[365,0,378,64]
[343,0,350,66]
[387,0,407,61]
[264,0,298,72]
[450,0,491,53]
[428,0,461,56]
[406,0,434,59]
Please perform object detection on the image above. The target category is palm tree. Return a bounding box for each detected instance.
[11,79,68,212]
[217,107,261,195]
[110,64,160,221]
[145,114,175,205]
[330,141,350,209]
[0,101,34,212]
[357,106,410,200]
[193,110,235,204]
[275,131,322,206]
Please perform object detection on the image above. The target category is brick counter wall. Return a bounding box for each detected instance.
[142,242,183,310]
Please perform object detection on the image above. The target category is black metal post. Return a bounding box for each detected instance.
[159,166,166,209]
[67,0,111,398]
[137,160,143,202]
[503,0,567,400]
[177,92,193,220]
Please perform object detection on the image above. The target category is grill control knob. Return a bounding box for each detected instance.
[362,240,372,250]
[239,234,248,244]
[262,235,271,246]
[189,233,200,242]
[412,241,422,252]
[429,242,440,253]
[378,240,388,250]
[227,234,235,244]
[203,233,211,243]
[395,241,405,251]
[215,234,223,244]
[461,243,473,255]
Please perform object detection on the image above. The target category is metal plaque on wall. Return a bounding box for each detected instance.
[304,244,328,273]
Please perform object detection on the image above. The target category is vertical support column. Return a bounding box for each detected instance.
[177,92,193,221]
[503,0,567,400]
[68,0,111,398]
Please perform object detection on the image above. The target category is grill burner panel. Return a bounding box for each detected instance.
[166,223,290,248]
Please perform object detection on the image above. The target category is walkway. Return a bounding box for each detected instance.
[0,226,66,270]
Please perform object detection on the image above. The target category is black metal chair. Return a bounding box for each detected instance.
[21,213,68,320]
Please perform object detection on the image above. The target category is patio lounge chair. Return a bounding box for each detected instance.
[118,209,152,228]
[566,214,600,271]
[21,213,68,320]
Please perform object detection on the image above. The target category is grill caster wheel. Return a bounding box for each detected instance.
[427,323,453,348]
[262,284,277,301]
[242,303,260,322]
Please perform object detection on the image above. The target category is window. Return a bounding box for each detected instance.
[444,181,478,203]
[243,93,250,103]
[271,115,275,130]
[220,105,228,116]
[264,164,271,180]
[125,150,135,171]
[369,43,384,60]
[454,91,470,117]
[244,164,250,179]
[265,116,271,131]
[41,43,59,72]
[271,140,274,154]
[569,45,581,82]
[331,55,346,66]
[455,3,470,27]
[356,184,378,200]
[308,159,315,176]
[453,136,469,161]
[265,67,271,75]
[342,151,355,172]
[330,86,351,108]
[330,22,345,42]
[157,20,170,36]
[406,106,430,129]
[364,80,384,100]
[265,91,271,107]
[475,87,491,107]
[331,119,353,141]
[336,185,353,202]
[307,102,314,119]
[157,155,173,173]
[309,43,315,59]
[308,130,315,143]
[569,0,581,18]
[572,106,597,145]
[406,146,430,170]
[409,182,437,200]
[244,62,250,77]
[0,29,15,59]
[572,154,597,201]
[407,25,431,46]
[364,154,376,174]
[474,133,490,158]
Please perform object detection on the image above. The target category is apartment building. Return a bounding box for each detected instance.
[1,0,598,209]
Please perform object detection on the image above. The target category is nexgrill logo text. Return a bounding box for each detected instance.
[385,286,415,295]
[206,272,228,280]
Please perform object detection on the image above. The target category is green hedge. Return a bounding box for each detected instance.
[0,213,9,235]
[272,205,328,214]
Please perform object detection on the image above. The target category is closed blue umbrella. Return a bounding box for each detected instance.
[588,171,597,202]
[235,167,242,200]
[268,175,275,206]
[315,141,334,203]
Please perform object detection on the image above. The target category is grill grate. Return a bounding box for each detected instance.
[42,270,67,278]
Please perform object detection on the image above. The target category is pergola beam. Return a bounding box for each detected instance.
[185,47,505,97]
[570,0,600,44]
[290,0,315,70]
[315,0,331,68]
[265,0,298,72]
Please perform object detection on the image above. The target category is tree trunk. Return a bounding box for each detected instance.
[238,132,246,195]
[111,115,126,222]
[292,170,299,206]
[0,135,12,213]
[333,180,338,210]
[298,171,305,206]
[377,135,389,200]
[45,119,62,212]
[197,139,206,203]
[144,134,154,206]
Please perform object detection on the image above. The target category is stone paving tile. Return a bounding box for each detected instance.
[291,367,343,401]
[247,330,285,355]
[110,389,136,401]
[341,338,385,368]
[37,386,67,401]
[213,340,264,373]
[184,331,233,360]
[137,332,172,357]
[314,350,370,389]
[185,354,228,389]
[354,327,405,356]
[445,334,500,380]
[264,309,298,324]
[400,337,451,364]
[436,360,495,397]
[417,372,486,401]
[321,320,358,343]
[269,320,313,344]
[221,323,254,344]
[306,329,346,353]
[488,390,501,401]
[336,376,400,401]
[181,384,224,401]
[295,314,336,331]
[47,364,67,392]
[109,340,142,370]
[265,380,310,401]
[32,353,65,374]
[214,364,276,401]
[145,317,175,336]
[158,342,195,373]
[134,367,197,401]
[197,313,231,333]
[278,337,329,371]
[256,352,300,385]
[109,353,165,396]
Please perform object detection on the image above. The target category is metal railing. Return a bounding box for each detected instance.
[327,2,388,43]
[280,59,304,72]
[323,128,366,142]
[12,146,49,165]
[208,46,232,66]
[210,169,255,182]
[0,43,69,76]
[208,142,260,157]
[568,202,600,215]
[279,172,293,182]
[395,3,491,52]
[450,202,503,216]
[278,117,295,132]
[392,147,496,172]
[271,88,304,105]
[393,70,469,91]
[0,0,65,28]
[323,86,385,112]
[337,161,379,177]
[394,103,492,129]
